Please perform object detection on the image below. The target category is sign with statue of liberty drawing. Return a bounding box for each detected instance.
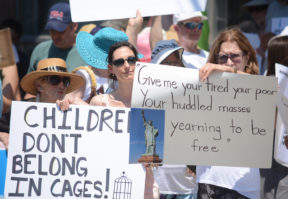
[131,62,278,168]
[129,108,164,164]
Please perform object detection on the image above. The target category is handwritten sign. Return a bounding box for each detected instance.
[70,0,207,22]
[5,101,145,198]
[131,62,278,168]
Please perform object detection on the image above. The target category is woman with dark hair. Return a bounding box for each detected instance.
[260,34,288,199]
[198,28,260,199]
[89,41,138,107]
[267,35,288,76]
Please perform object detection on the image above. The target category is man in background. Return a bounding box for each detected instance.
[173,11,209,69]
[27,2,85,74]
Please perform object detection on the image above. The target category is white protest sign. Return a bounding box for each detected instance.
[131,62,277,168]
[5,101,145,198]
[70,0,207,22]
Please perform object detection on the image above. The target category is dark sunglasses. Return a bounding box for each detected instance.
[43,76,70,87]
[180,22,203,30]
[112,56,137,67]
[216,53,245,64]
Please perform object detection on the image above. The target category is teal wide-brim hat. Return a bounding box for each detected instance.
[76,27,129,70]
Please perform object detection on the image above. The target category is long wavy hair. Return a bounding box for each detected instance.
[208,28,259,75]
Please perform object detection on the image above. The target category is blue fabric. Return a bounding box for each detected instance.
[76,27,143,70]
[0,79,2,117]
[160,193,197,199]
[76,28,128,70]
[0,149,7,196]
[44,2,72,32]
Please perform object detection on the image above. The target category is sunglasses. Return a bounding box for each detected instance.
[180,22,203,30]
[43,76,70,87]
[112,56,137,67]
[216,53,245,64]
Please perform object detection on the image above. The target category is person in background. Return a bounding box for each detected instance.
[0,58,85,150]
[21,58,85,103]
[198,28,260,199]
[150,39,198,199]
[24,2,86,100]
[241,0,273,75]
[173,11,209,69]
[1,19,30,99]
[260,34,288,199]
[265,0,288,35]
[26,2,85,74]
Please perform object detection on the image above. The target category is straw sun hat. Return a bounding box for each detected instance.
[20,58,85,95]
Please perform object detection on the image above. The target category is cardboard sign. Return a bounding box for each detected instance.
[131,62,277,168]
[4,102,145,198]
[70,0,207,22]
[0,28,15,68]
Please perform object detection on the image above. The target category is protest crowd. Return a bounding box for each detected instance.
[0,0,288,198]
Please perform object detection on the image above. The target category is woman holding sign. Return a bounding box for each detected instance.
[198,28,260,199]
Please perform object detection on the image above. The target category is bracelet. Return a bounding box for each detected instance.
[233,67,237,73]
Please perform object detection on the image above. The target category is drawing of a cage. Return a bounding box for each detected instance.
[112,172,132,199]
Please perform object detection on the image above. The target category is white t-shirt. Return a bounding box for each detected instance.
[196,166,260,199]
[182,49,209,69]
[153,165,197,195]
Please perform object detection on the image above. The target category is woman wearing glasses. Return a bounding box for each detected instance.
[199,28,258,80]
[197,28,259,199]
[20,58,85,103]
[89,41,138,107]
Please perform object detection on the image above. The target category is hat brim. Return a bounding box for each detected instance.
[45,20,68,32]
[20,71,85,95]
[151,47,184,64]
[76,32,110,70]
[242,0,269,8]
[77,31,143,70]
